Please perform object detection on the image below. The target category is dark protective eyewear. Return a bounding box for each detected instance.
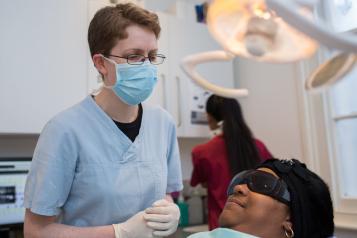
[227,170,291,205]
[107,53,166,65]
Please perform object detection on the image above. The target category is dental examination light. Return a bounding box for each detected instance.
[305,53,357,91]
[181,0,357,98]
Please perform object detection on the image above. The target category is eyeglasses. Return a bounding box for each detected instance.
[227,170,291,205]
[107,53,166,65]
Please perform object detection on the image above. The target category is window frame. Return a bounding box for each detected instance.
[323,46,357,207]
[296,1,357,229]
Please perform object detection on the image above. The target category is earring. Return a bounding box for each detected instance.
[284,227,294,238]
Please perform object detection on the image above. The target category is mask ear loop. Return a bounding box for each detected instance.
[99,55,118,90]
[89,74,104,96]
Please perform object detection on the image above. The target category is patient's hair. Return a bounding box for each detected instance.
[258,159,334,238]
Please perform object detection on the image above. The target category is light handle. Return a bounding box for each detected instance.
[180,51,249,98]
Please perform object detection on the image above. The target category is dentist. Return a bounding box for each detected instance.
[24,3,182,238]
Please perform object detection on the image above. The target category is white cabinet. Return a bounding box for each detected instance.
[0,0,89,133]
[146,13,235,138]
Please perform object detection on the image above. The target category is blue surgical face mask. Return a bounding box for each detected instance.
[102,56,157,105]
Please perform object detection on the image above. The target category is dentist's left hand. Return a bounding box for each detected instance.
[144,199,180,237]
[112,211,155,238]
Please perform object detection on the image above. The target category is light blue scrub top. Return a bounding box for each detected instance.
[188,228,258,238]
[24,96,183,226]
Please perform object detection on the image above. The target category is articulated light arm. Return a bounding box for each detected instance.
[180,51,249,98]
[266,0,357,53]
[293,0,318,7]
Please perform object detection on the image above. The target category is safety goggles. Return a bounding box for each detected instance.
[227,170,291,205]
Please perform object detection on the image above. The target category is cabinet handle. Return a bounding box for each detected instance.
[176,76,182,128]
[160,73,168,110]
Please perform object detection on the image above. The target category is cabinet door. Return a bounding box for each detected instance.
[144,12,169,110]
[167,16,235,138]
[0,0,88,133]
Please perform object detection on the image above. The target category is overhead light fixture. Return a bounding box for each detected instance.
[207,0,318,62]
[181,0,357,98]
[306,52,357,91]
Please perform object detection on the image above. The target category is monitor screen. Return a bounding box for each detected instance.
[0,158,31,226]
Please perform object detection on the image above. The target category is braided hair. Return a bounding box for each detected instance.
[258,158,334,238]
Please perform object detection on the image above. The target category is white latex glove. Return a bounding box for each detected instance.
[112,211,155,238]
[144,199,180,237]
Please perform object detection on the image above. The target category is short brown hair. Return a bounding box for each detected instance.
[88,3,161,57]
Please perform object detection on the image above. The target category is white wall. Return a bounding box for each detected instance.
[233,58,304,161]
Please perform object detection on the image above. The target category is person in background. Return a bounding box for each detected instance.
[190,94,272,230]
[188,158,335,238]
[23,3,182,238]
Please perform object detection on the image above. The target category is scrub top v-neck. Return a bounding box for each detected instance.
[113,103,143,142]
[24,95,183,227]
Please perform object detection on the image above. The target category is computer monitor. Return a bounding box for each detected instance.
[0,158,31,227]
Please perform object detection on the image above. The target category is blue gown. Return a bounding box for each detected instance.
[24,95,183,226]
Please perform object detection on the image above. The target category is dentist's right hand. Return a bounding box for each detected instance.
[112,211,156,238]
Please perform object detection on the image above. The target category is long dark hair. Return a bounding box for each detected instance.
[206,94,260,176]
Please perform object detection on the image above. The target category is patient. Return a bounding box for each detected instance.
[188,158,334,238]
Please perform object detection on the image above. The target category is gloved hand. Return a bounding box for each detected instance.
[144,199,180,237]
[112,211,155,238]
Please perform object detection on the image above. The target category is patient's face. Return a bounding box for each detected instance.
[219,168,290,238]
